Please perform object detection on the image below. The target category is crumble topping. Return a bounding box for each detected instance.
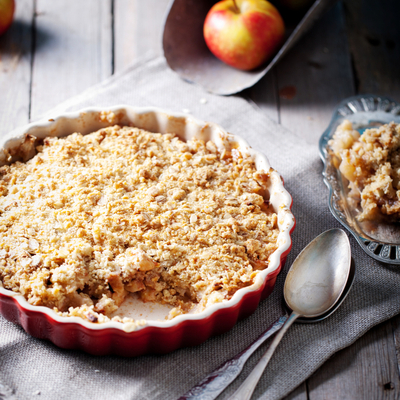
[329,120,400,221]
[0,125,279,324]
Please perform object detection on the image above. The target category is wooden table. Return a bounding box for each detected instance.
[0,0,399,398]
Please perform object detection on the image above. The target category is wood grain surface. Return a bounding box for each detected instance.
[0,0,33,137]
[31,0,113,119]
[0,0,399,398]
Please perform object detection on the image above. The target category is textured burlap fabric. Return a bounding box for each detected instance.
[1,56,400,400]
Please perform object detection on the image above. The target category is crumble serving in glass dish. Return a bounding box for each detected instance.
[0,106,294,355]
[329,120,400,223]
[320,94,400,265]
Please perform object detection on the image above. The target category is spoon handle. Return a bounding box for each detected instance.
[178,315,288,400]
[228,311,300,400]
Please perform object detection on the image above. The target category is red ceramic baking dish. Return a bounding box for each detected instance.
[0,106,295,356]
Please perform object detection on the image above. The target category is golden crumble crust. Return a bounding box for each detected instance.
[0,125,279,324]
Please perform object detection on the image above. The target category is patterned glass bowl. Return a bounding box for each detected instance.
[0,106,295,356]
[319,95,400,264]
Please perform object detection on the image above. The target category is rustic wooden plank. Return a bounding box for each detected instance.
[30,0,113,119]
[343,0,400,100]
[393,315,400,376]
[307,320,400,399]
[0,0,34,137]
[276,2,354,145]
[113,0,137,72]
[113,0,171,73]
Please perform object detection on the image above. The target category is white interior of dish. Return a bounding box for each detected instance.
[0,106,295,332]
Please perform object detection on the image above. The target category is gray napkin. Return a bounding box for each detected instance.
[1,55,400,400]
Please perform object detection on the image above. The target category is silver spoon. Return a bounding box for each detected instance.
[179,228,353,400]
[229,228,351,400]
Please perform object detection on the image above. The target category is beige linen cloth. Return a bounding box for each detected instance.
[1,55,400,400]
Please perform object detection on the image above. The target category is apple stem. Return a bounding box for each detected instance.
[232,0,240,13]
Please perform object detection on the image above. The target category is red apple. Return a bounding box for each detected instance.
[0,0,15,36]
[203,0,285,71]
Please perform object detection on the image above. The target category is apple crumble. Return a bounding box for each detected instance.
[0,125,279,324]
[329,120,400,221]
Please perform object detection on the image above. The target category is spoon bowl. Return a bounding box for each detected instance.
[284,228,351,318]
[294,257,355,323]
